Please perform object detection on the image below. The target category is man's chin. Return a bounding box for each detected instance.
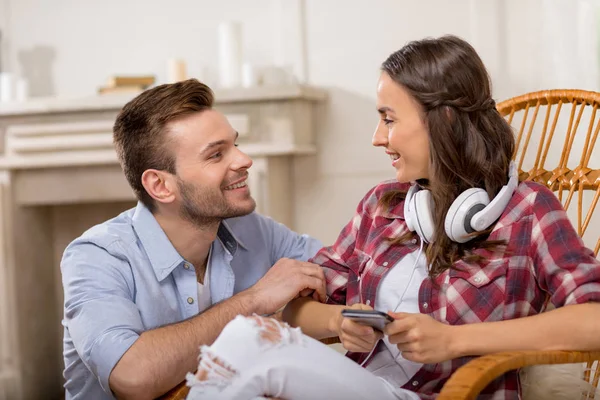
[225,198,257,219]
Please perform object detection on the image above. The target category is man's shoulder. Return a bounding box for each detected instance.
[61,207,139,286]
[223,211,282,232]
[223,211,320,249]
[68,207,137,254]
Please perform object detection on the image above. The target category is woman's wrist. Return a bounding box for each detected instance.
[448,324,470,358]
[327,306,345,337]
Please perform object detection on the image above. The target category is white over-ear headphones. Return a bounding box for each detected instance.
[403,162,518,243]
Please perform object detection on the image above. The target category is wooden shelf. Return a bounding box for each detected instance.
[0,84,327,117]
[0,143,316,170]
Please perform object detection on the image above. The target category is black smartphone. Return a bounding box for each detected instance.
[341,309,394,331]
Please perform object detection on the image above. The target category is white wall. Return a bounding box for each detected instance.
[0,0,8,73]
[2,0,599,244]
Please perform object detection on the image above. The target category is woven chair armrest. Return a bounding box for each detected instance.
[157,381,189,400]
[438,350,600,400]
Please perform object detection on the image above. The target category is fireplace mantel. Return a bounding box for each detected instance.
[0,84,326,399]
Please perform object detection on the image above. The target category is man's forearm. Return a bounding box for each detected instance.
[282,297,345,339]
[110,290,258,399]
[453,302,600,358]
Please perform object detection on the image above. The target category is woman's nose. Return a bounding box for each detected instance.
[372,123,388,147]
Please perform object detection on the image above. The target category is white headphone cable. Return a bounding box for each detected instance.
[359,238,425,367]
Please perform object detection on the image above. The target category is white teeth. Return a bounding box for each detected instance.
[389,153,400,161]
[224,180,248,190]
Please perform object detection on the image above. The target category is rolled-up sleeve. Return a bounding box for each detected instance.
[61,240,144,395]
[530,186,600,307]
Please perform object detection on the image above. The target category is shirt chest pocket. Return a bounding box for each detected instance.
[445,259,508,324]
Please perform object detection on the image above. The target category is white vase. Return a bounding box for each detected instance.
[217,22,243,88]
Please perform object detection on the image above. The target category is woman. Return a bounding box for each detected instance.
[185,35,600,400]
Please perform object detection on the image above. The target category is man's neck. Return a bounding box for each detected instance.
[153,209,220,271]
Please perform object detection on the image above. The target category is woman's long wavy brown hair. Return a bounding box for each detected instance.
[380,35,515,278]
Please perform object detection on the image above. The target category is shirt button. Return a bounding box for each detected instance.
[184,263,191,270]
[474,277,482,283]
[187,297,194,304]
[383,262,389,266]
[412,380,419,387]
[411,239,417,244]
[422,302,429,309]
[366,300,371,306]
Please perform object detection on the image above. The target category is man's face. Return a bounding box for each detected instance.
[167,109,256,225]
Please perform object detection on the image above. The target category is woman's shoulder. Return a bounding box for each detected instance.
[505,180,565,220]
[358,179,411,215]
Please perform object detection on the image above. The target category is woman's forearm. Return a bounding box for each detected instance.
[282,297,346,339]
[453,303,600,358]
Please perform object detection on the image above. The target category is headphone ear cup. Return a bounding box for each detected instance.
[444,188,490,243]
[404,185,419,232]
[412,189,435,243]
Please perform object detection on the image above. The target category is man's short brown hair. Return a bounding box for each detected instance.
[113,79,214,212]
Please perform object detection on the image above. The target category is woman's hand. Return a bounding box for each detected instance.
[384,312,458,364]
[333,303,383,353]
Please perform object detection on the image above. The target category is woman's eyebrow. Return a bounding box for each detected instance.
[377,106,395,115]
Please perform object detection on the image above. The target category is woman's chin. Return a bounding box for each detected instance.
[395,171,412,184]
[396,168,428,183]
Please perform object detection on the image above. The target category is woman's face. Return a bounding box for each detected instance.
[373,72,430,182]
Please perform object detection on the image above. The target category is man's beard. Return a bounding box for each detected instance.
[177,177,256,227]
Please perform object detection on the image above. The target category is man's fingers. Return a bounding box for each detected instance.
[300,264,326,282]
[314,281,327,303]
[296,274,326,303]
[311,289,321,301]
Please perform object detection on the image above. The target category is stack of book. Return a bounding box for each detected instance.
[98,76,156,95]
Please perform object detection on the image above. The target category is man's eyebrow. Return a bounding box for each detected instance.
[200,132,239,156]
[200,140,226,156]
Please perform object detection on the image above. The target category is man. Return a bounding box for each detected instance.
[61,79,325,399]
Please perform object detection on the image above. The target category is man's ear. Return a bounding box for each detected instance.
[141,169,177,205]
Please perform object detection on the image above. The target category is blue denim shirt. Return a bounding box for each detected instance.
[61,202,322,399]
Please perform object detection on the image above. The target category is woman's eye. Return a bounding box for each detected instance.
[383,118,393,126]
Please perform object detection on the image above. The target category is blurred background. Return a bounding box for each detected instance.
[0,0,598,399]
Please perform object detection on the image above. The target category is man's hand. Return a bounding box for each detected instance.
[335,303,383,353]
[384,312,458,364]
[248,258,326,315]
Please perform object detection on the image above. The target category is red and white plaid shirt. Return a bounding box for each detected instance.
[311,180,600,399]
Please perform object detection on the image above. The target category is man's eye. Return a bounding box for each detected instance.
[210,152,222,159]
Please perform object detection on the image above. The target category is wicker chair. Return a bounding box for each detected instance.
[439,89,600,399]
[159,90,600,400]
